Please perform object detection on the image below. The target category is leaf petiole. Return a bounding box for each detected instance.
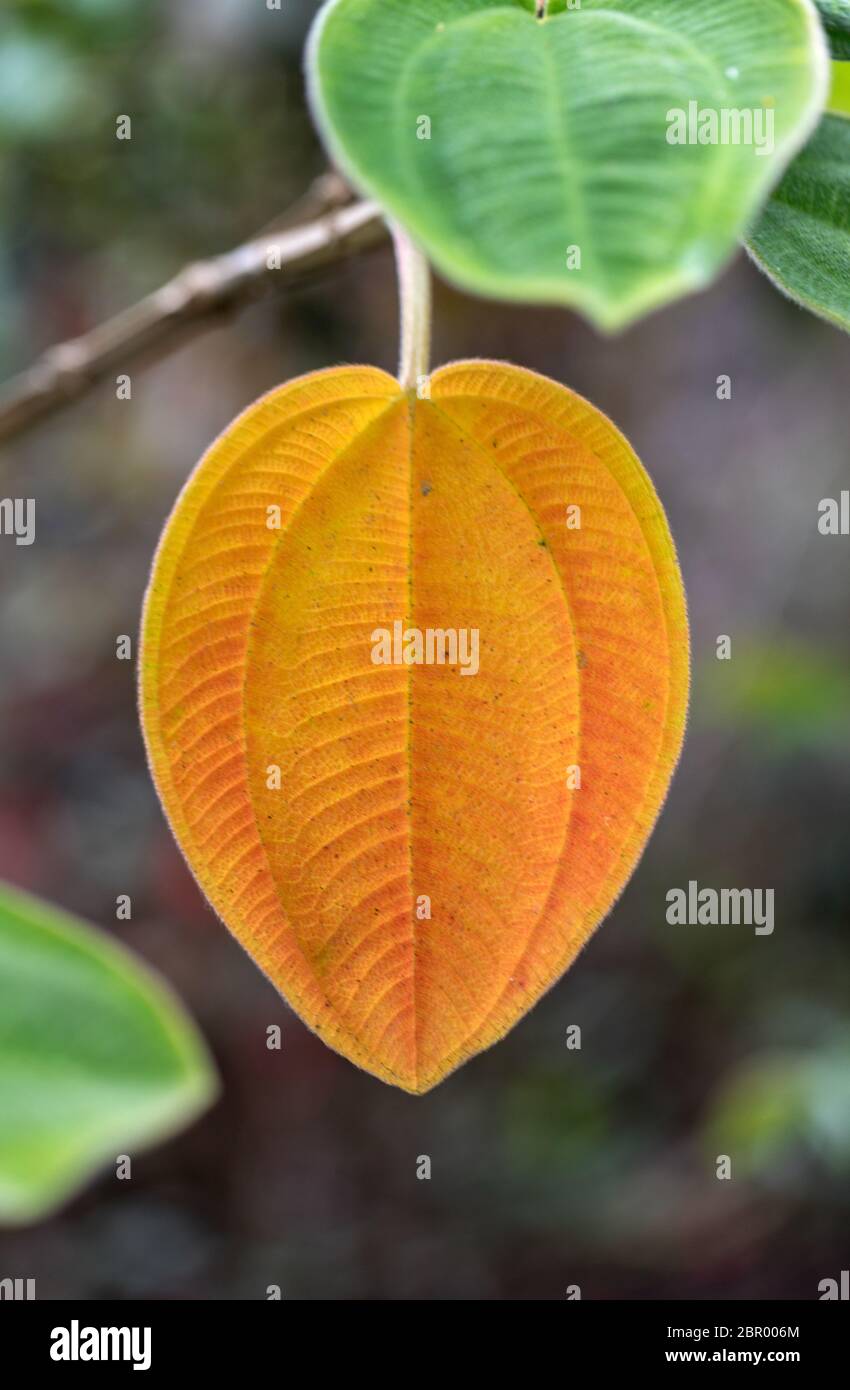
[392,222,432,394]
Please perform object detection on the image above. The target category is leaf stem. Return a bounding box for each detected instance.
[392,222,432,394]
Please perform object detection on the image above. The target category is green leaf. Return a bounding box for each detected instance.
[829,56,850,110]
[0,881,217,1224]
[746,112,850,332]
[815,1,850,59]
[308,0,829,331]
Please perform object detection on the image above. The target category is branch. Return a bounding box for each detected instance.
[0,196,389,444]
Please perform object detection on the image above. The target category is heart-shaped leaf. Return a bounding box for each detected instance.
[307,0,829,331]
[747,112,850,332]
[0,882,217,1224]
[140,362,688,1093]
[816,0,850,58]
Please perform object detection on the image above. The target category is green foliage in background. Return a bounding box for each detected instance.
[0,0,148,142]
[309,0,828,331]
[706,1046,850,1178]
[702,640,850,753]
[816,0,850,58]
[0,0,319,379]
[0,882,217,1225]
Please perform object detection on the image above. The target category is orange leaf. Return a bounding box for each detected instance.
[140,362,688,1094]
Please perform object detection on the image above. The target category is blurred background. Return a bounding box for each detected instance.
[0,0,848,1300]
